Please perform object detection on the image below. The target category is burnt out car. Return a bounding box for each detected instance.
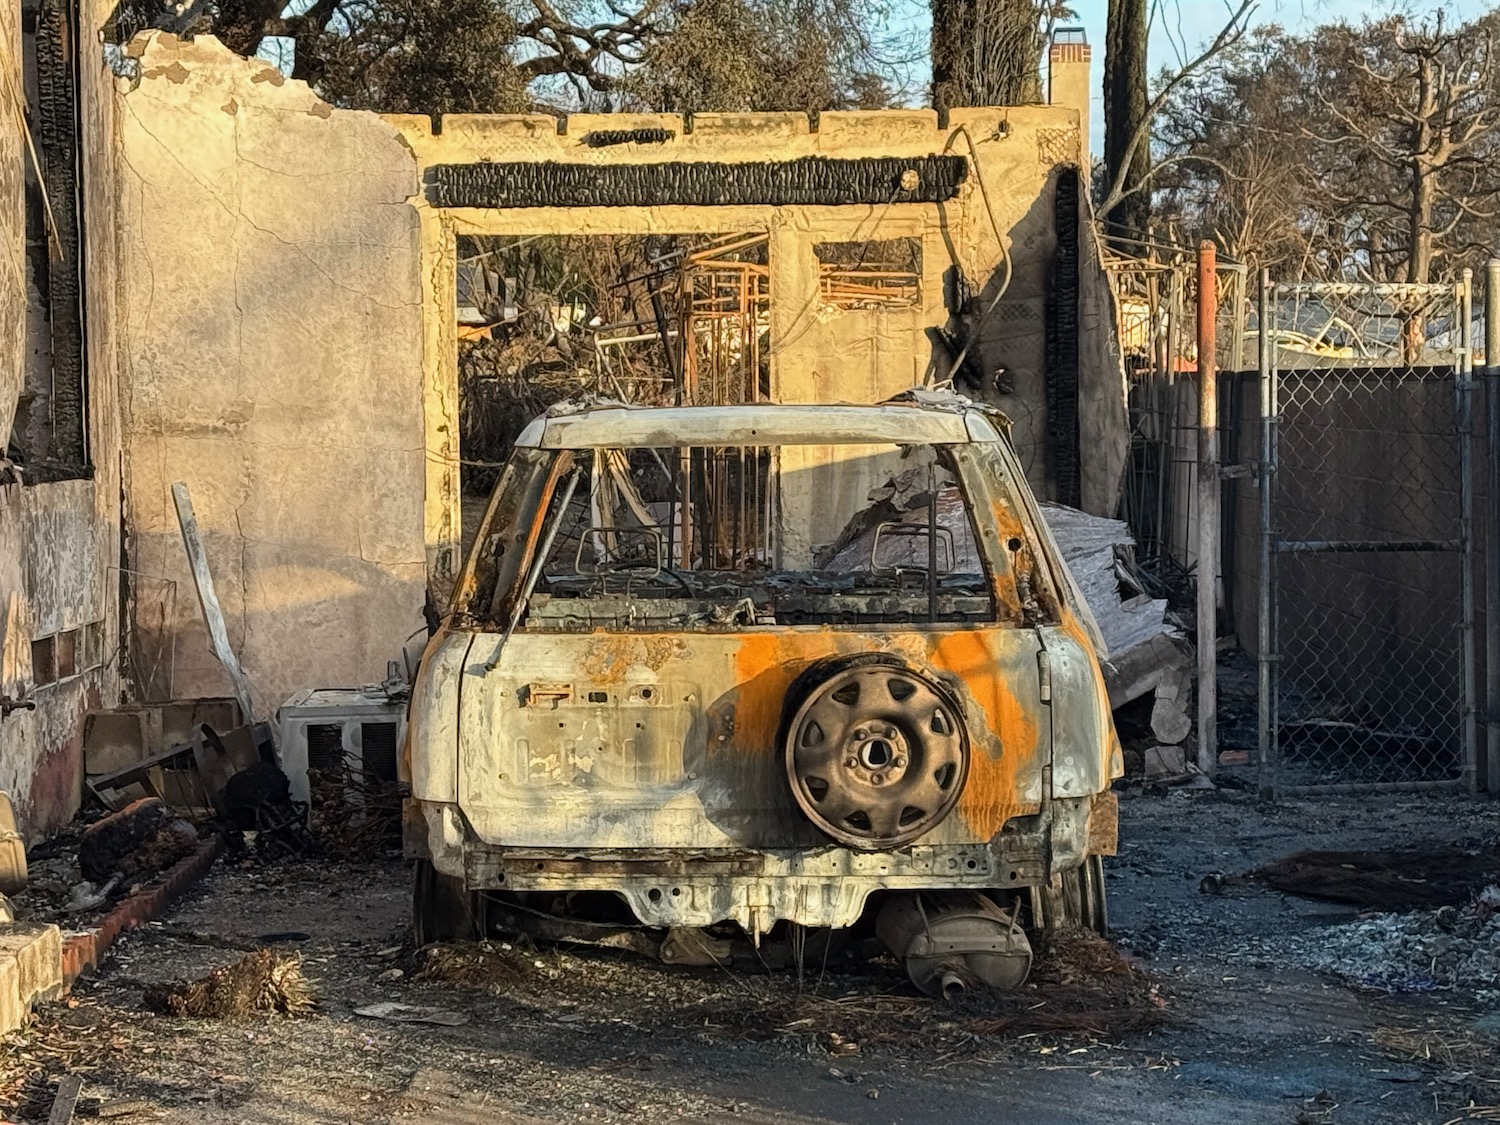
[404,397,1121,994]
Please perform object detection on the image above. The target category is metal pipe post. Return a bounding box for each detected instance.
[1257,269,1276,799]
[1486,259,1500,794]
[1460,270,1478,792]
[1231,264,1248,373]
[1196,243,1219,777]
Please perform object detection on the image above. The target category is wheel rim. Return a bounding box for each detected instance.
[785,664,969,849]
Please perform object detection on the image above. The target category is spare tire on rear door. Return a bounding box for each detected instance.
[782,655,970,850]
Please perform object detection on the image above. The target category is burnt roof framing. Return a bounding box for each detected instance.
[428,155,968,210]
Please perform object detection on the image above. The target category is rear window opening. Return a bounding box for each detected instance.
[507,442,997,630]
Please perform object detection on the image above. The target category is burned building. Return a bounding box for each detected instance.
[0,16,1126,835]
[0,0,122,834]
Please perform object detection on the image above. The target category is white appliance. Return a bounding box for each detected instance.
[277,687,405,806]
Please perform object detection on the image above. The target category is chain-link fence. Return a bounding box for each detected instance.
[1257,278,1478,792]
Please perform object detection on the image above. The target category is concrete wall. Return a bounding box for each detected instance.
[0,3,20,452]
[115,33,428,717]
[0,0,124,836]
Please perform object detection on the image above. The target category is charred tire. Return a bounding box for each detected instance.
[1029,854,1108,936]
[412,860,486,946]
[782,656,970,850]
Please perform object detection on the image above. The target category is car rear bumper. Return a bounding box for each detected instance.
[405,791,1117,933]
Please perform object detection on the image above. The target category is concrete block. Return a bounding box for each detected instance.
[0,924,63,1034]
[1143,745,1187,779]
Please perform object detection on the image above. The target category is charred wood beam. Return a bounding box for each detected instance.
[32,0,88,472]
[429,156,968,209]
[1045,168,1081,507]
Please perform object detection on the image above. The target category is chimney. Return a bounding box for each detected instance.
[1048,28,1091,167]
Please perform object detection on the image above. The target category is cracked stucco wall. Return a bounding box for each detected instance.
[0,3,20,454]
[0,0,124,836]
[116,32,426,716]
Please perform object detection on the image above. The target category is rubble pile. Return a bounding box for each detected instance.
[79,798,197,884]
[1039,503,1195,760]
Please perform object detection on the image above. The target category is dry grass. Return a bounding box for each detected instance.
[733,931,1169,1047]
[143,950,316,1019]
[1374,1021,1500,1114]
[413,942,531,990]
[1376,1026,1480,1068]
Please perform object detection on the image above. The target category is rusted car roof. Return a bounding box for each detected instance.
[515,402,1005,449]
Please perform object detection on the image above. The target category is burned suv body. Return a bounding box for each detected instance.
[405,398,1121,975]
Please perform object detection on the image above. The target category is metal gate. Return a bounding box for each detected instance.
[1258,277,1477,793]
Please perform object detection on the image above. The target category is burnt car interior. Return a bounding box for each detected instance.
[499,442,1004,630]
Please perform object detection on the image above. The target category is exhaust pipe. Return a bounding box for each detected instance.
[876,891,1032,999]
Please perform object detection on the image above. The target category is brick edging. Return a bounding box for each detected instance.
[61,835,224,987]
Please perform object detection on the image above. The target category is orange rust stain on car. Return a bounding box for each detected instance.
[982,498,1030,621]
[928,629,1037,835]
[581,633,688,685]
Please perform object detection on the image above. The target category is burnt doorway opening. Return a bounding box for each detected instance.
[454,232,771,550]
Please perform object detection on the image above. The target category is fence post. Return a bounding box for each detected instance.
[1231,264,1248,373]
[1257,269,1275,800]
[1487,259,1500,794]
[1197,243,1218,778]
[1460,270,1478,793]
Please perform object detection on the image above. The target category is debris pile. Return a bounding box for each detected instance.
[413,942,529,990]
[221,760,318,860]
[1226,885,1500,997]
[1298,887,1500,994]
[143,949,315,1018]
[1039,504,1194,763]
[744,930,1167,1044]
[79,798,198,884]
[307,763,402,859]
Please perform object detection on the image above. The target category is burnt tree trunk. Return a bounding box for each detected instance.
[1104,0,1151,242]
[931,0,1043,120]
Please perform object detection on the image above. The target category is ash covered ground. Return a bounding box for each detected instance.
[2,790,1498,1124]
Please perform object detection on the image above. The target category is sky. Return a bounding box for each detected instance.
[887,0,1493,155]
